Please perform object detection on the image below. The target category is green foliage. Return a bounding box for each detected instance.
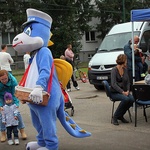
[1,0,150,59]
[95,0,150,40]
[0,0,94,58]
[0,1,28,33]
[44,0,94,58]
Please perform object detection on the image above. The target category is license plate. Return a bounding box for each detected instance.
[97,76,108,80]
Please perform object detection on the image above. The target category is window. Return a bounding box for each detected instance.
[88,54,94,59]
[2,32,16,44]
[85,31,96,42]
[2,33,8,44]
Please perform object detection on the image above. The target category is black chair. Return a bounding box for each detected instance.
[102,80,132,123]
[132,84,150,127]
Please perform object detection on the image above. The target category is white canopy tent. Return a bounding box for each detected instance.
[131,8,150,83]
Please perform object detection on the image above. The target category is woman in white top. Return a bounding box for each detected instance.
[0,44,14,72]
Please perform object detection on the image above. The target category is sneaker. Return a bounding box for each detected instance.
[75,86,80,90]
[8,139,14,145]
[141,73,145,77]
[14,139,19,145]
[67,89,71,92]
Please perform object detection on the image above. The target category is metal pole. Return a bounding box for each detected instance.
[123,0,125,22]
[132,22,135,84]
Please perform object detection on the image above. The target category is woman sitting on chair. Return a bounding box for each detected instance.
[111,54,134,125]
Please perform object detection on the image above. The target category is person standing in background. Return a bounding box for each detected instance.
[23,52,31,70]
[124,36,142,85]
[65,44,80,92]
[0,44,14,73]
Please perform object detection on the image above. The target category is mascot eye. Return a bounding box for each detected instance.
[24,27,32,36]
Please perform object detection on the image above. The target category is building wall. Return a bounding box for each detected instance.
[8,45,25,70]
[79,17,102,62]
[79,50,96,63]
[7,45,24,57]
[0,33,2,44]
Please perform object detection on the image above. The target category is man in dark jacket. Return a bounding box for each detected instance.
[124,36,142,85]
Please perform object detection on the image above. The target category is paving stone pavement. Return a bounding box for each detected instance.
[1,80,150,150]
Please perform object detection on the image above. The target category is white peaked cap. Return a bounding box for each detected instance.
[23,8,52,28]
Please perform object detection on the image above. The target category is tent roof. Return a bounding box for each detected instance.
[131,8,150,22]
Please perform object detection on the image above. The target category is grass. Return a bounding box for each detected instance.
[13,76,23,83]
[15,75,23,83]
[12,69,24,75]
[74,61,88,79]
[12,69,24,83]
[13,62,89,83]
[75,68,88,80]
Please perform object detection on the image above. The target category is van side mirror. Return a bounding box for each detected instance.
[95,47,98,53]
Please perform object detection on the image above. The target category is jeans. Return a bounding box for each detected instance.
[67,72,78,89]
[111,92,134,118]
[137,62,143,75]
[7,125,18,140]
[0,112,25,131]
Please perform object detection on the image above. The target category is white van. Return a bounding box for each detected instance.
[88,21,150,90]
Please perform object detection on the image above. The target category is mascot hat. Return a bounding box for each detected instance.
[23,8,52,28]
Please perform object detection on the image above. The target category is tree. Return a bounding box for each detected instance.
[0,0,30,34]
[39,0,94,58]
[95,0,150,40]
[0,0,94,59]
[0,0,30,60]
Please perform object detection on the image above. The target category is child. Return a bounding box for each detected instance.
[1,92,19,145]
[60,55,66,60]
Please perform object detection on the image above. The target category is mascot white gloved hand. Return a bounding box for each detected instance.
[29,86,43,104]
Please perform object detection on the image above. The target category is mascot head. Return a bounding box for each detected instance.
[12,8,52,53]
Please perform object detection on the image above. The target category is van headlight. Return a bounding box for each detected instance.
[88,61,92,70]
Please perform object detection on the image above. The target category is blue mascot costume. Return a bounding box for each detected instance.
[12,8,91,150]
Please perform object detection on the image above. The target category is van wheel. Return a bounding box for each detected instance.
[94,85,104,90]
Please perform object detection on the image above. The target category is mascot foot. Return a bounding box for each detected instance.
[26,141,42,150]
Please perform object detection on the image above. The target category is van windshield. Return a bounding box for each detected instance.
[98,31,140,52]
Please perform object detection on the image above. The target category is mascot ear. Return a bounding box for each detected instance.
[48,40,54,46]
[48,33,54,46]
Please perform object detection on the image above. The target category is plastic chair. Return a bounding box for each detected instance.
[132,84,150,127]
[102,80,132,123]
